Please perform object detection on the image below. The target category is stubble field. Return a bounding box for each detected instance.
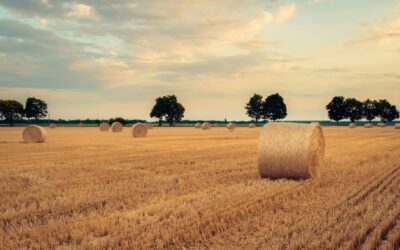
[0,126,399,249]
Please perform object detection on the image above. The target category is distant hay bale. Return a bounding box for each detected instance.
[111,122,124,133]
[145,123,154,129]
[258,122,325,179]
[201,122,211,130]
[99,122,110,132]
[49,123,56,129]
[349,123,357,128]
[78,122,84,127]
[249,123,256,128]
[195,123,201,129]
[227,123,236,130]
[131,123,147,137]
[364,123,373,128]
[395,124,400,129]
[23,125,47,143]
[377,123,386,127]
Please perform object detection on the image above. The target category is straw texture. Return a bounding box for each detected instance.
[99,122,110,132]
[349,123,357,128]
[195,123,201,129]
[49,123,56,129]
[258,122,325,179]
[131,123,148,137]
[23,125,47,143]
[202,122,211,130]
[111,122,124,133]
[227,123,236,130]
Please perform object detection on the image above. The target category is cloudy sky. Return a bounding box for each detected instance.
[0,0,399,120]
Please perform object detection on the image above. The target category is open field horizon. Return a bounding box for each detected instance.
[0,127,399,249]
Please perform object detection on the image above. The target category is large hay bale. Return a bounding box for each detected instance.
[395,124,400,129]
[258,122,325,179]
[202,122,211,130]
[23,125,47,143]
[227,123,236,130]
[349,123,357,128]
[195,123,201,129]
[249,123,256,128]
[99,122,110,132]
[49,123,56,129]
[131,123,147,137]
[145,123,154,129]
[111,122,124,133]
[377,123,386,127]
[364,123,373,128]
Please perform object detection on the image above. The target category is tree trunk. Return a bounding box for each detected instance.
[336,120,339,126]
[158,118,162,126]
[255,119,258,126]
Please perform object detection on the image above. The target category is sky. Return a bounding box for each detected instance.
[0,0,399,121]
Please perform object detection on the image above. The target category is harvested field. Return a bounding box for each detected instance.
[0,127,399,249]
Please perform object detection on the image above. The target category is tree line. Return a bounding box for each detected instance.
[326,97,399,124]
[245,93,287,125]
[0,97,48,126]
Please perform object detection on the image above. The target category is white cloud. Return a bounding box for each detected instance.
[68,3,93,18]
[274,3,296,23]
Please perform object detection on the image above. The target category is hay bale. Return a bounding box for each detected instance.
[364,123,373,128]
[349,123,357,128]
[258,122,325,179]
[145,123,154,129]
[131,123,147,137]
[395,124,400,129]
[202,122,211,130]
[227,123,236,130]
[249,123,256,128]
[111,122,124,133]
[99,122,110,132]
[377,123,386,127]
[23,125,47,143]
[195,123,201,129]
[49,123,56,129]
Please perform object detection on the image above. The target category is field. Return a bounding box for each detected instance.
[0,126,399,249]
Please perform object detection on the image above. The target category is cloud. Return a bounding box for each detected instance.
[68,3,93,18]
[40,18,48,28]
[348,18,400,46]
[274,3,296,23]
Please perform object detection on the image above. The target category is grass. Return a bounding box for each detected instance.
[0,126,399,249]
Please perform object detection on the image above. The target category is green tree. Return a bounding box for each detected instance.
[375,100,399,122]
[245,94,263,126]
[0,99,24,126]
[326,96,346,125]
[344,98,363,123]
[108,117,128,126]
[24,97,48,121]
[150,95,185,126]
[262,93,287,122]
[363,99,378,123]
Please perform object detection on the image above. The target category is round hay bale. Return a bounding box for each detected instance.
[394,124,400,129]
[364,123,373,128]
[227,123,236,130]
[377,123,386,127]
[145,123,154,129]
[349,123,357,128]
[195,123,201,128]
[99,122,110,132]
[249,123,256,128]
[49,123,56,129]
[202,122,211,130]
[131,123,147,137]
[258,122,325,179]
[111,122,124,133]
[23,125,47,143]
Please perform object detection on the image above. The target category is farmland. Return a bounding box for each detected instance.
[0,126,399,249]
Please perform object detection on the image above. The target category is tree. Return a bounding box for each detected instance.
[0,99,24,126]
[245,94,263,126]
[326,96,346,125]
[375,99,399,122]
[363,99,378,123]
[108,117,128,126]
[150,95,185,126]
[24,97,48,121]
[344,98,363,123]
[262,93,287,122]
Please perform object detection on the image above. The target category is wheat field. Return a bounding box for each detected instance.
[0,126,399,249]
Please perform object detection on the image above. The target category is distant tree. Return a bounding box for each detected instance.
[150,95,185,126]
[344,98,363,123]
[108,117,128,126]
[262,93,287,122]
[24,97,48,121]
[326,96,346,125]
[363,99,379,123]
[375,99,399,122]
[0,99,24,126]
[94,119,101,125]
[245,94,263,126]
